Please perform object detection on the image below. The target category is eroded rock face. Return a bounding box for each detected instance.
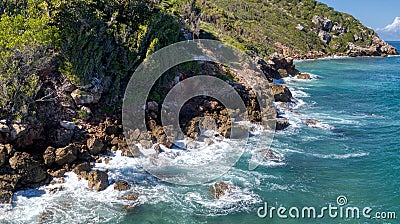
[210,181,232,199]
[43,146,56,166]
[55,144,77,166]
[9,152,47,186]
[88,170,108,191]
[270,84,293,102]
[114,180,131,191]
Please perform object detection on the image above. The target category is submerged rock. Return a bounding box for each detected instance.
[302,119,320,127]
[210,181,232,199]
[276,118,290,130]
[296,73,311,79]
[121,193,139,201]
[114,180,131,191]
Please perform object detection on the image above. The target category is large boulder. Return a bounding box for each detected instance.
[87,137,104,155]
[54,144,77,166]
[9,152,47,185]
[88,170,108,191]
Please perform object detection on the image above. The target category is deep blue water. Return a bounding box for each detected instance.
[2,43,399,224]
[120,42,400,223]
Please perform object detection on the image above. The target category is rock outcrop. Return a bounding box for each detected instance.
[88,170,108,191]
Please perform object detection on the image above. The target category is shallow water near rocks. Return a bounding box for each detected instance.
[1,42,399,224]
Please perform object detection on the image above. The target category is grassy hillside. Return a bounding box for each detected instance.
[0,0,395,119]
[196,0,381,58]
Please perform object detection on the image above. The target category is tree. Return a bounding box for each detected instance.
[0,45,53,118]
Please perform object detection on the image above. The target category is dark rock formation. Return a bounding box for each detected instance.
[9,152,48,187]
[270,84,293,102]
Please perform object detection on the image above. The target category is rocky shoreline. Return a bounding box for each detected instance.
[0,42,398,205]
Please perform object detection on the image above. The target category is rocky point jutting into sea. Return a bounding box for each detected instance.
[0,0,398,210]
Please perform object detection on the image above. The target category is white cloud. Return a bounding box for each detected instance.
[377,17,400,41]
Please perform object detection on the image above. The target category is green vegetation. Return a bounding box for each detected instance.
[0,0,384,119]
[195,0,378,57]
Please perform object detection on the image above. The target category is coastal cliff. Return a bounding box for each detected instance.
[0,0,398,204]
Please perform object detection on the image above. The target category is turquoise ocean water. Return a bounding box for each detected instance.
[1,42,399,223]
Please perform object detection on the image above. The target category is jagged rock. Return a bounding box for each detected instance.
[270,56,300,77]
[60,121,76,130]
[88,170,108,191]
[87,137,104,155]
[210,181,232,199]
[276,118,290,130]
[150,125,174,148]
[312,15,333,31]
[71,89,95,105]
[114,180,131,191]
[296,73,311,79]
[51,128,74,148]
[54,144,77,166]
[43,146,56,166]
[318,30,331,44]
[270,84,293,102]
[9,152,47,185]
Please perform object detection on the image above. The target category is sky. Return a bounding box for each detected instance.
[317,0,399,29]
